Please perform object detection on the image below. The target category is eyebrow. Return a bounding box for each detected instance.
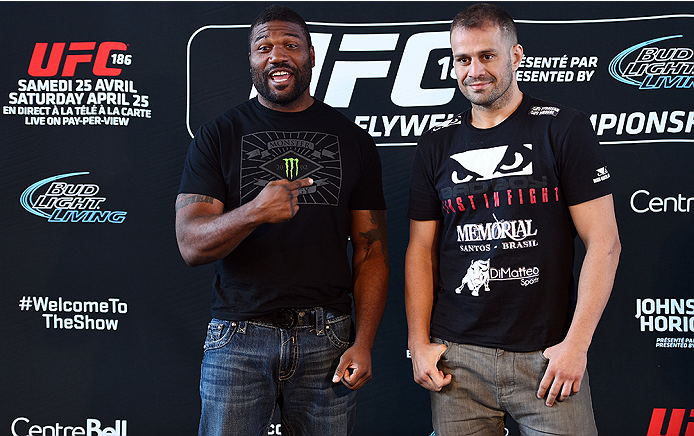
[253,31,303,44]
[454,48,499,58]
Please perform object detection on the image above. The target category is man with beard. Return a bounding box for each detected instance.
[176,5,389,436]
[405,3,620,435]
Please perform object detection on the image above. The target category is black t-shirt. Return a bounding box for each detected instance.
[179,98,386,320]
[408,95,612,352]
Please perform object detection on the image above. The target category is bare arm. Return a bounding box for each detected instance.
[404,219,452,392]
[332,209,389,390]
[537,194,621,406]
[175,178,313,266]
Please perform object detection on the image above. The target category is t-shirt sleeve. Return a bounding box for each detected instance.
[178,123,227,203]
[348,134,387,210]
[556,112,613,206]
[408,140,442,221]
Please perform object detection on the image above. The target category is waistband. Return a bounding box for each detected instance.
[248,307,346,330]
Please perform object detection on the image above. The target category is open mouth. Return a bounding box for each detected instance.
[269,70,292,84]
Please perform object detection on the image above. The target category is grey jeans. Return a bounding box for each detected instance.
[430,339,598,436]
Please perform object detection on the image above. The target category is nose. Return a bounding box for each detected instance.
[268,46,289,63]
[467,58,485,78]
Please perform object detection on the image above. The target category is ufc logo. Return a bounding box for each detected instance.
[28,41,128,77]
[647,409,694,436]
[321,31,454,108]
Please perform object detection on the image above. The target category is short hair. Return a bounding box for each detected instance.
[248,4,312,49]
[451,3,518,45]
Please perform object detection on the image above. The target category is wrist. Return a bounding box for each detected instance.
[408,335,433,351]
[560,333,591,354]
[239,199,266,228]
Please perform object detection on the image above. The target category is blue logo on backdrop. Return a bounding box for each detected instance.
[609,35,694,89]
[20,172,127,223]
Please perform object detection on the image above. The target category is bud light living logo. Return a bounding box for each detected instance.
[608,35,694,89]
[20,172,127,223]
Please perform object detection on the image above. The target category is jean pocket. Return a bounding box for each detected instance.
[326,315,354,350]
[203,319,238,352]
[538,349,550,363]
[432,337,452,360]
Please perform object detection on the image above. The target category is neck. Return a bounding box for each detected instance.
[257,93,314,113]
[470,87,523,129]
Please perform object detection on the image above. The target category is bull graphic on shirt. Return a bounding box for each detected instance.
[455,259,491,296]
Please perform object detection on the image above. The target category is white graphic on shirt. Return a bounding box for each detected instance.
[455,259,491,296]
[450,144,533,183]
[593,166,611,183]
[528,105,561,117]
[455,259,541,296]
[430,115,463,133]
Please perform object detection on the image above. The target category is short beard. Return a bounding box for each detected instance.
[460,60,515,110]
[252,60,312,105]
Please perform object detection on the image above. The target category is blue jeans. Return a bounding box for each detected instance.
[198,308,356,436]
[431,339,598,436]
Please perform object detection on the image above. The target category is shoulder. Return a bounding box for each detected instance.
[416,112,467,155]
[315,100,369,129]
[194,100,256,139]
[519,96,597,146]
[428,113,466,136]
[312,100,377,147]
[523,96,586,126]
[215,99,256,127]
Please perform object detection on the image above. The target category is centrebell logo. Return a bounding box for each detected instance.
[11,417,127,436]
[630,190,694,214]
[609,35,694,89]
[20,172,127,223]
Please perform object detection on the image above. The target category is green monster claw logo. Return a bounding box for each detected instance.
[284,158,299,179]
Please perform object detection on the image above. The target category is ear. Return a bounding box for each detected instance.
[510,43,524,72]
[310,45,316,68]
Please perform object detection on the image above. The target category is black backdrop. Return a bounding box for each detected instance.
[2,2,693,435]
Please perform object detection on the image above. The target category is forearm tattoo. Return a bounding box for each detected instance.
[175,194,214,211]
[358,210,389,268]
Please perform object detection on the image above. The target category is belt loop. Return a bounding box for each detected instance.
[315,307,325,336]
[237,321,247,334]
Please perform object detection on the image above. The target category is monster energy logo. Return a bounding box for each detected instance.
[284,158,299,179]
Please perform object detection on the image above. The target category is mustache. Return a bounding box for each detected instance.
[265,62,296,76]
[463,76,495,85]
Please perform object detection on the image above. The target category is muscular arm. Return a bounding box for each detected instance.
[175,178,313,266]
[537,194,621,406]
[404,219,451,391]
[332,209,389,390]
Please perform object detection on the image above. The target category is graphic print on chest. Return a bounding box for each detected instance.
[450,143,533,183]
[241,131,342,206]
[440,142,562,215]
